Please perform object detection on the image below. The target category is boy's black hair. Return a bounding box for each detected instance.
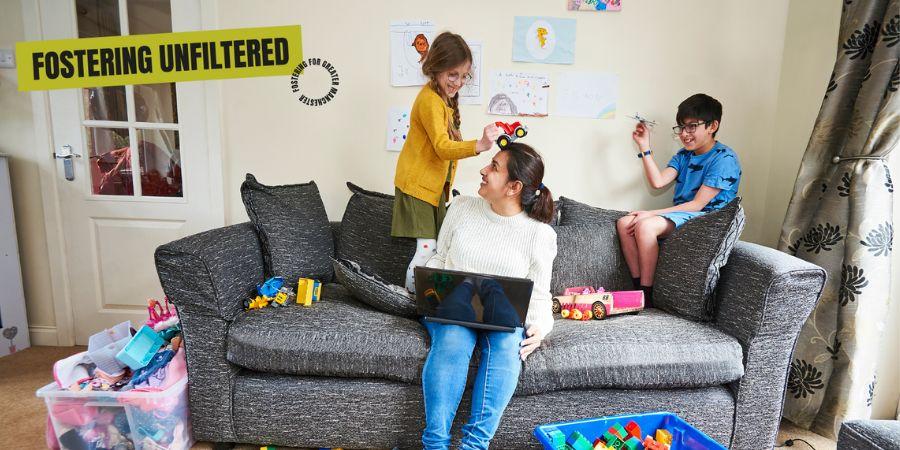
[676,93,723,137]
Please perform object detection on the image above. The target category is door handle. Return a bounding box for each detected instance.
[53,145,81,181]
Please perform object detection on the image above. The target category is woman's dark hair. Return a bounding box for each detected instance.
[422,31,472,140]
[501,142,555,224]
[676,93,723,137]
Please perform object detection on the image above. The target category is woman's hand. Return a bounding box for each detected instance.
[632,123,651,153]
[625,210,654,235]
[476,124,501,153]
[520,325,543,361]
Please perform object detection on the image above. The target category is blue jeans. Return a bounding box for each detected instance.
[420,319,524,450]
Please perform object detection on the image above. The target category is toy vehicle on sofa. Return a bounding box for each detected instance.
[495,121,528,148]
[552,287,644,320]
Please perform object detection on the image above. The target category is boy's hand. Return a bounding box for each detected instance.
[625,210,653,235]
[476,124,501,153]
[632,123,651,152]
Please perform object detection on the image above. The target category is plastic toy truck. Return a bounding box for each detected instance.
[552,288,644,320]
[495,121,528,148]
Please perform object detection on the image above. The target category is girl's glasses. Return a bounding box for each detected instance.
[672,121,708,135]
[447,73,474,85]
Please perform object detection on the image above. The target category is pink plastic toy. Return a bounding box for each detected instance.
[146,297,179,332]
[553,287,645,320]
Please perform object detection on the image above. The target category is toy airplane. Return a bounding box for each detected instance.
[626,112,657,128]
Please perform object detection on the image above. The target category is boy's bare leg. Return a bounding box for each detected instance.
[616,215,641,280]
[634,216,675,286]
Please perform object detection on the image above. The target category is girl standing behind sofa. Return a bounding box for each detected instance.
[421,143,557,449]
[392,31,501,293]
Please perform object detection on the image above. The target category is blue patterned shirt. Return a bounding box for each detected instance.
[666,141,741,211]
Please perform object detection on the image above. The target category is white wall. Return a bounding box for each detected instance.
[0,0,57,343]
[215,0,791,250]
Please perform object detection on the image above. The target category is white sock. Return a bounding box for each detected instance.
[406,238,437,293]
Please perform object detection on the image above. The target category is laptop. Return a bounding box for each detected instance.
[414,266,534,332]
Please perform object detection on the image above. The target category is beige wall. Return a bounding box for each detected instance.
[215,0,791,248]
[0,0,57,341]
[1,0,896,416]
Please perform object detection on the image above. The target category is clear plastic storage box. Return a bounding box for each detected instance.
[36,376,193,450]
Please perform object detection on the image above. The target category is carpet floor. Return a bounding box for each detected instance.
[1,346,836,449]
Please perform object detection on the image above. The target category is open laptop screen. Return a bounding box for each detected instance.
[414,267,533,332]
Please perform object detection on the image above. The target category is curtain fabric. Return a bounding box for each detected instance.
[778,0,899,438]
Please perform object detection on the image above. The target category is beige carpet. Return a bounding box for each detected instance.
[1,346,835,449]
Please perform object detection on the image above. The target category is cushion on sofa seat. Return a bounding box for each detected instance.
[332,258,416,318]
[837,420,900,450]
[655,198,746,321]
[337,183,417,287]
[517,308,745,395]
[551,223,634,294]
[229,290,743,394]
[227,283,428,383]
[240,174,334,282]
[557,196,628,226]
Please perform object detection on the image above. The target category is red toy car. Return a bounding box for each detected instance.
[494,121,528,148]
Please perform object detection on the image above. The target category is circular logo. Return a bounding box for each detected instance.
[289,57,340,106]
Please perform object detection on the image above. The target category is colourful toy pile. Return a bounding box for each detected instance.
[244,276,322,310]
[546,420,672,450]
[553,286,645,321]
[41,296,190,450]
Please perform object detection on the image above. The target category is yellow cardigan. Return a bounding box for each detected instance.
[394,85,478,207]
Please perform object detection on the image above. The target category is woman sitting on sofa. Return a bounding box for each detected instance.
[421,142,558,450]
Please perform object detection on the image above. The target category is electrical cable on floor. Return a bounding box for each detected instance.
[776,437,817,449]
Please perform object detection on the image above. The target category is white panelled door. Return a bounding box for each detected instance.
[41,0,221,344]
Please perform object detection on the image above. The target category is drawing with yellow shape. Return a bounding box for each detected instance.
[536,27,548,48]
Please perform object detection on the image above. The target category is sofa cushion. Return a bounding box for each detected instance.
[333,258,416,318]
[227,283,427,383]
[551,223,634,295]
[240,174,334,282]
[230,291,743,394]
[557,196,628,226]
[655,198,745,321]
[517,308,745,395]
[337,183,416,287]
[837,420,900,450]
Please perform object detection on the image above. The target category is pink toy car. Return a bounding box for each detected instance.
[552,288,644,320]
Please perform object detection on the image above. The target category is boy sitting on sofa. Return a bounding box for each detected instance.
[616,93,742,306]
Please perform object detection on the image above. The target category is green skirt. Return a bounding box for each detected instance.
[391,187,448,239]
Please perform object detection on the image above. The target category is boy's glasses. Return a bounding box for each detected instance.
[672,121,708,135]
[447,73,474,85]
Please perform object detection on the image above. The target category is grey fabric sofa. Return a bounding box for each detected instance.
[837,420,900,450]
[155,219,825,449]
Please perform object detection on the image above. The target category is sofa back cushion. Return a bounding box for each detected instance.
[551,197,632,294]
[337,183,416,286]
[240,174,334,282]
[655,198,745,321]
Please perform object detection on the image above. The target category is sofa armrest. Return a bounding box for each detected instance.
[715,241,826,449]
[154,222,264,443]
[155,222,264,321]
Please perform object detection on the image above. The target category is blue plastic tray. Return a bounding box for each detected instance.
[534,411,726,450]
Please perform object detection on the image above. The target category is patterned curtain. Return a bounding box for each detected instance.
[778,0,899,439]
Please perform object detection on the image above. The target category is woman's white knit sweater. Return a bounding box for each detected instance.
[426,195,558,337]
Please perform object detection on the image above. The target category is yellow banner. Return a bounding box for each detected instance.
[16,25,302,91]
